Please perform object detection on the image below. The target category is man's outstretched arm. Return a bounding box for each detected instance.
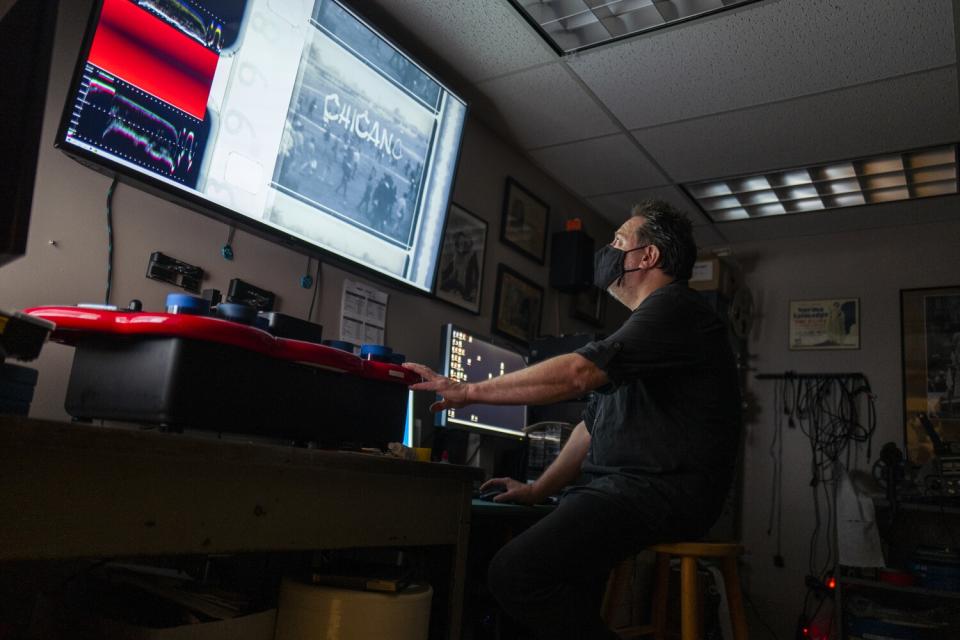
[404,353,607,412]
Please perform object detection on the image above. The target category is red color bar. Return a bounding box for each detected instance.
[88,0,218,119]
[24,307,422,386]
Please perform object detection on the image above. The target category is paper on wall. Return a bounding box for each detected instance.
[340,279,388,347]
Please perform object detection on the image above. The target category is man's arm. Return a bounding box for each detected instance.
[480,421,591,504]
[404,353,607,412]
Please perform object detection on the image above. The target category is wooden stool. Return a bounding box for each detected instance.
[602,542,748,640]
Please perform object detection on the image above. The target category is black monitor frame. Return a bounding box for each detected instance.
[0,0,58,267]
[52,0,468,297]
[436,323,527,441]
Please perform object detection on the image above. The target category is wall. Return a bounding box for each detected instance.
[713,204,960,637]
[0,0,621,427]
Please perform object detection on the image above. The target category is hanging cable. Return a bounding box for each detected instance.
[306,259,322,321]
[757,371,877,631]
[104,177,118,305]
[222,225,236,260]
[766,378,785,567]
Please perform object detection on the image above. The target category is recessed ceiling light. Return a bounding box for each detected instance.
[510,0,761,55]
[684,144,959,222]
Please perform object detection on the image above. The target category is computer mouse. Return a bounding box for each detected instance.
[478,487,508,502]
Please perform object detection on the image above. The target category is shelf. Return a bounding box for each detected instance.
[871,497,960,515]
[840,576,960,599]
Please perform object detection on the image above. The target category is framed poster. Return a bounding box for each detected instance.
[788,298,860,350]
[902,286,960,464]
[500,177,549,264]
[434,203,487,313]
[570,286,606,327]
[492,264,543,346]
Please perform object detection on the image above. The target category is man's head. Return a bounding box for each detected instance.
[628,199,697,282]
[597,199,696,309]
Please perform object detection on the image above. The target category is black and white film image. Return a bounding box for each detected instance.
[270,12,437,248]
[926,294,960,420]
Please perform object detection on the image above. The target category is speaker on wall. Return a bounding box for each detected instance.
[549,230,594,292]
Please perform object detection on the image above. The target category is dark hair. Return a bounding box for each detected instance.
[630,199,697,281]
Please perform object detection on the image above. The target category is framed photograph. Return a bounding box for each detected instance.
[492,265,543,346]
[500,177,549,264]
[901,286,960,464]
[434,203,487,314]
[788,298,860,350]
[570,286,606,327]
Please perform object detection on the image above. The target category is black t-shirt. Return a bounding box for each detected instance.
[572,281,742,526]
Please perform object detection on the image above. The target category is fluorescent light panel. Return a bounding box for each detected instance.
[685,145,958,223]
[512,0,759,54]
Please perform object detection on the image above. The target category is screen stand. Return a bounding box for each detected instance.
[468,433,527,480]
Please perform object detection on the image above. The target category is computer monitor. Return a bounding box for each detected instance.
[438,324,527,439]
[0,0,58,267]
[54,0,467,293]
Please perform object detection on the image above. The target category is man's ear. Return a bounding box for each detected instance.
[644,244,661,267]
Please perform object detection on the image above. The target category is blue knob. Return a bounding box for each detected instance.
[165,293,210,315]
[360,344,393,362]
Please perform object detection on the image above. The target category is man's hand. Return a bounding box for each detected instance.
[479,477,539,505]
[403,362,470,412]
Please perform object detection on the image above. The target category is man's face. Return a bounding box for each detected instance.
[607,216,650,303]
[612,216,647,268]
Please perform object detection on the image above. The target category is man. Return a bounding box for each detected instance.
[405,200,742,639]
[439,231,480,302]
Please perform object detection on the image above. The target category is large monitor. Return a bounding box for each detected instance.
[438,324,527,439]
[0,0,58,267]
[55,0,467,292]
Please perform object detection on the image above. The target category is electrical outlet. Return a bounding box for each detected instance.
[146,252,203,292]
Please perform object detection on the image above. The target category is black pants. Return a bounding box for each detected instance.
[487,490,702,640]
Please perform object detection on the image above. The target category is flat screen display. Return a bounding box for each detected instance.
[57,0,468,292]
[1,0,57,267]
[439,324,527,438]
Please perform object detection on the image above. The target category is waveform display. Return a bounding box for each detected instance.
[89,0,219,119]
[135,0,225,52]
[65,65,211,187]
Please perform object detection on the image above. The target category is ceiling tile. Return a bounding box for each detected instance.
[475,64,619,148]
[585,185,710,226]
[567,0,955,128]
[528,134,668,196]
[631,67,960,183]
[365,0,557,83]
[716,193,960,245]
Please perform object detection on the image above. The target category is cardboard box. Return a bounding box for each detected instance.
[689,257,736,295]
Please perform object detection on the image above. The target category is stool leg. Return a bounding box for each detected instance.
[680,557,700,640]
[652,553,669,640]
[721,556,749,640]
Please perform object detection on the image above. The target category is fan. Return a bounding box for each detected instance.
[872,442,906,490]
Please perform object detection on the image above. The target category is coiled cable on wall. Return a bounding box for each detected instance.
[104,177,118,305]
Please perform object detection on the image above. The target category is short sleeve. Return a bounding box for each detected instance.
[581,393,599,434]
[575,288,707,385]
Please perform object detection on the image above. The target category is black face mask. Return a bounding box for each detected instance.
[593,244,648,290]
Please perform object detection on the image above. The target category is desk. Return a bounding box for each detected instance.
[0,416,482,639]
[837,498,960,638]
[470,499,555,520]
